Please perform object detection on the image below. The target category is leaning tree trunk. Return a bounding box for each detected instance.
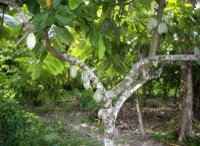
[178,62,193,143]
[135,99,145,140]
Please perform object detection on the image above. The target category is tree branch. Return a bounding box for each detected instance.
[149,0,167,57]
[41,29,105,90]
[113,67,163,119]
[105,54,200,100]
[0,0,34,33]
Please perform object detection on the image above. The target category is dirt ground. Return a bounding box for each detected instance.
[28,99,183,146]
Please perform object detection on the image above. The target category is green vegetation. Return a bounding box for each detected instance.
[0,0,200,145]
[152,132,176,143]
[0,98,44,146]
[0,98,103,146]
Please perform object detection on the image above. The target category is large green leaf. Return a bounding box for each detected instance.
[55,27,74,43]
[98,35,106,59]
[111,55,125,74]
[55,14,74,26]
[27,0,40,14]
[43,54,64,76]
[27,62,42,80]
[89,29,98,49]
[9,23,23,37]
[69,0,83,10]
[34,13,49,33]
[52,35,66,52]
[96,58,111,71]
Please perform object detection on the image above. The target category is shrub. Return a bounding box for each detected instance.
[0,98,43,146]
[79,90,100,112]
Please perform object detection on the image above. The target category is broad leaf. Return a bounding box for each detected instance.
[69,0,83,10]
[55,14,74,26]
[98,35,106,59]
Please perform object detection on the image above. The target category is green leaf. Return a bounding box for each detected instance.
[184,3,193,8]
[111,55,125,74]
[34,13,49,33]
[89,29,98,49]
[69,0,83,10]
[112,21,120,43]
[28,62,42,80]
[9,23,23,37]
[43,54,64,76]
[52,0,62,8]
[27,0,40,14]
[103,37,112,55]
[55,14,74,26]
[96,58,111,71]
[56,5,73,15]
[98,35,106,59]
[40,51,48,62]
[55,27,74,43]
[52,35,65,52]
[46,15,55,26]
[167,0,177,4]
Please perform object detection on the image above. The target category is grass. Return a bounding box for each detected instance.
[151,132,176,143]
[23,101,103,146]
[184,137,200,146]
[41,118,103,146]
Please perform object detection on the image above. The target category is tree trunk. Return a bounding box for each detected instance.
[178,62,193,143]
[193,69,200,112]
[104,111,115,146]
[135,99,145,140]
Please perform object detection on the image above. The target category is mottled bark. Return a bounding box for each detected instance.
[102,106,115,146]
[113,67,163,120]
[105,55,200,101]
[178,62,193,143]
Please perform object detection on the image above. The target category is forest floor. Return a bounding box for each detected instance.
[28,99,199,146]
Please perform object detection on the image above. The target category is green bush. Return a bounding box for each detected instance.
[184,138,200,146]
[0,98,44,146]
[79,90,100,112]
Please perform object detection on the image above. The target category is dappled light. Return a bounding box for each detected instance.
[0,0,200,146]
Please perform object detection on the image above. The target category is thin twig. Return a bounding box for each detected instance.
[16,32,29,46]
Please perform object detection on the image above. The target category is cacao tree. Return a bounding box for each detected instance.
[0,0,200,145]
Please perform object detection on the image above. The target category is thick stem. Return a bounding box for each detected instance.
[135,99,145,140]
[113,68,163,119]
[113,81,145,119]
[178,62,193,143]
[105,55,200,100]
[102,106,115,146]
[149,0,166,57]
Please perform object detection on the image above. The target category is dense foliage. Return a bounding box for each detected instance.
[0,98,42,146]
